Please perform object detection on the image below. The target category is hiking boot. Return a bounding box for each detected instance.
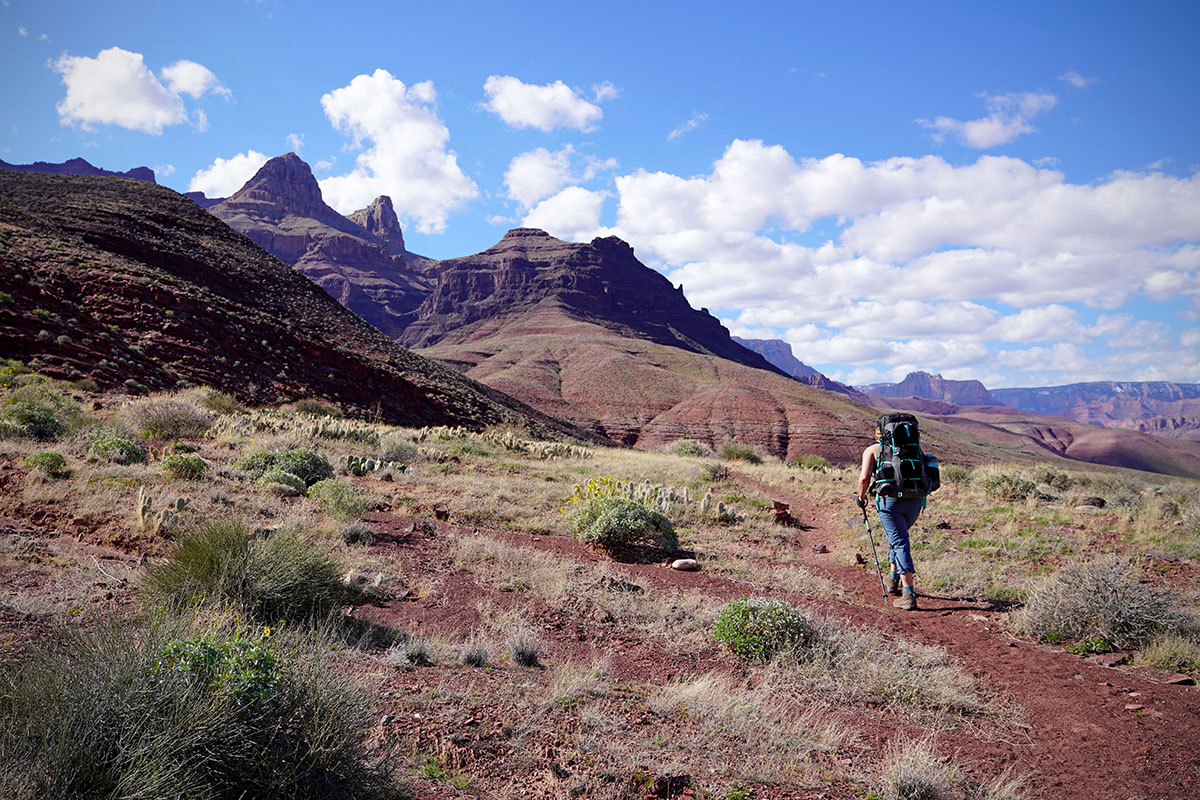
[885,573,902,596]
[894,591,918,611]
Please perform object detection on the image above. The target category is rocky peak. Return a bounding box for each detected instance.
[863,371,995,406]
[348,195,405,253]
[224,152,338,222]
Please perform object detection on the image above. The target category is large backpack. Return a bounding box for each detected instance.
[872,413,940,499]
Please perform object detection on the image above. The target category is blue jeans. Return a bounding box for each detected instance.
[876,496,923,575]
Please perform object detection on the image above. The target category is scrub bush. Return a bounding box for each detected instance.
[127,397,214,439]
[24,450,67,476]
[233,449,333,487]
[712,597,813,661]
[310,478,375,522]
[87,432,146,464]
[162,453,207,480]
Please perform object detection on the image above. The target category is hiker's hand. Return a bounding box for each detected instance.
[854,494,865,510]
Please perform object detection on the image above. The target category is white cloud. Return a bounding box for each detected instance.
[154,163,176,177]
[592,82,619,102]
[586,138,1200,383]
[522,186,606,241]
[188,149,268,197]
[505,146,574,209]
[17,26,26,36]
[51,47,226,134]
[318,69,477,233]
[286,132,304,153]
[161,60,229,98]
[668,113,708,141]
[314,158,334,171]
[917,91,1058,148]
[1059,70,1097,89]
[482,75,605,132]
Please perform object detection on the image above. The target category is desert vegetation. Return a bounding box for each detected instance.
[2,364,1198,798]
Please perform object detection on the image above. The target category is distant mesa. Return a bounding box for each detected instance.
[185,191,223,209]
[0,156,155,183]
[861,371,995,406]
[734,337,868,403]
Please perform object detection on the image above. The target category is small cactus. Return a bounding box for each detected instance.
[135,487,189,534]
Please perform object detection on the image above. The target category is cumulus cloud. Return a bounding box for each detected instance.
[589,138,1200,383]
[154,163,176,177]
[188,150,268,197]
[17,26,26,36]
[285,132,304,153]
[668,113,708,141]
[917,91,1057,148]
[592,82,619,102]
[1059,70,1097,88]
[504,145,618,210]
[522,187,606,241]
[51,47,227,134]
[482,75,605,132]
[318,69,477,233]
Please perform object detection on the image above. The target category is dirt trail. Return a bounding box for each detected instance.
[733,473,1200,800]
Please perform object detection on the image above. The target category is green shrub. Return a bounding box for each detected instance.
[162,453,208,480]
[973,465,1035,501]
[0,615,398,799]
[310,478,375,522]
[712,597,813,660]
[700,462,732,482]
[673,439,713,458]
[377,434,417,463]
[1016,558,1188,650]
[290,398,343,418]
[142,519,353,625]
[24,450,67,476]
[126,397,214,439]
[0,380,80,441]
[233,449,333,487]
[719,440,762,465]
[87,433,147,464]
[788,454,829,470]
[257,468,307,497]
[197,389,246,415]
[1030,464,1072,491]
[567,495,677,552]
[940,464,970,484]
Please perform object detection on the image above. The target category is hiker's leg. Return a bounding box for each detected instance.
[875,497,914,576]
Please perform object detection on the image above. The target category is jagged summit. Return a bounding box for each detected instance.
[219,152,346,224]
[349,195,406,254]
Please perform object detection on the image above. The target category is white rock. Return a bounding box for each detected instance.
[671,558,699,571]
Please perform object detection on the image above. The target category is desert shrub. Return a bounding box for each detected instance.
[377,434,417,463]
[567,494,677,552]
[1136,631,1200,675]
[24,450,67,476]
[973,465,1035,502]
[126,396,214,439]
[310,478,375,522]
[142,519,353,625]
[460,638,491,668]
[233,448,333,487]
[508,628,541,667]
[1015,558,1188,650]
[0,614,398,799]
[719,440,763,465]
[712,597,813,661]
[87,432,147,464]
[197,389,246,415]
[701,463,732,482]
[399,636,433,666]
[940,464,970,484]
[72,378,99,392]
[162,453,208,480]
[877,737,960,800]
[1030,464,1072,492]
[340,522,375,546]
[0,379,81,440]
[673,439,713,458]
[257,468,307,497]
[789,454,830,470]
[290,398,343,418]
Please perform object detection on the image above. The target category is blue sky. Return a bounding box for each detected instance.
[3,0,1199,388]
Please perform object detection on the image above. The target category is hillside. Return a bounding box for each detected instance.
[0,156,155,182]
[0,170,592,436]
[209,154,435,339]
[993,381,1200,441]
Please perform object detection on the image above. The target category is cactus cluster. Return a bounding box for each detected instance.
[604,479,693,515]
[135,486,189,534]
[346,455,406,476]
[412,425,592,460]
[207,410,382,444]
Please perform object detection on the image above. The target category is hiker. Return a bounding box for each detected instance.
[857,414,938,611]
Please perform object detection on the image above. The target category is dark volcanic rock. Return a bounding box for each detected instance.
[0,156,154,182]
[0,169,592,438]
[862,371,995,406]
[401,228,782,375]
[210,154,432,339]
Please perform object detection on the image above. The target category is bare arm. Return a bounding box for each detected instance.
[857,444,877,504]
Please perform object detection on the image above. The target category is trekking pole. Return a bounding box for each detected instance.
[856,496,889,606]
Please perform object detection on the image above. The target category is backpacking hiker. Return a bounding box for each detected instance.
[856,413,939,611]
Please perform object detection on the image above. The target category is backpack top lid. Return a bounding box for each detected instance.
[876,412,919,444]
